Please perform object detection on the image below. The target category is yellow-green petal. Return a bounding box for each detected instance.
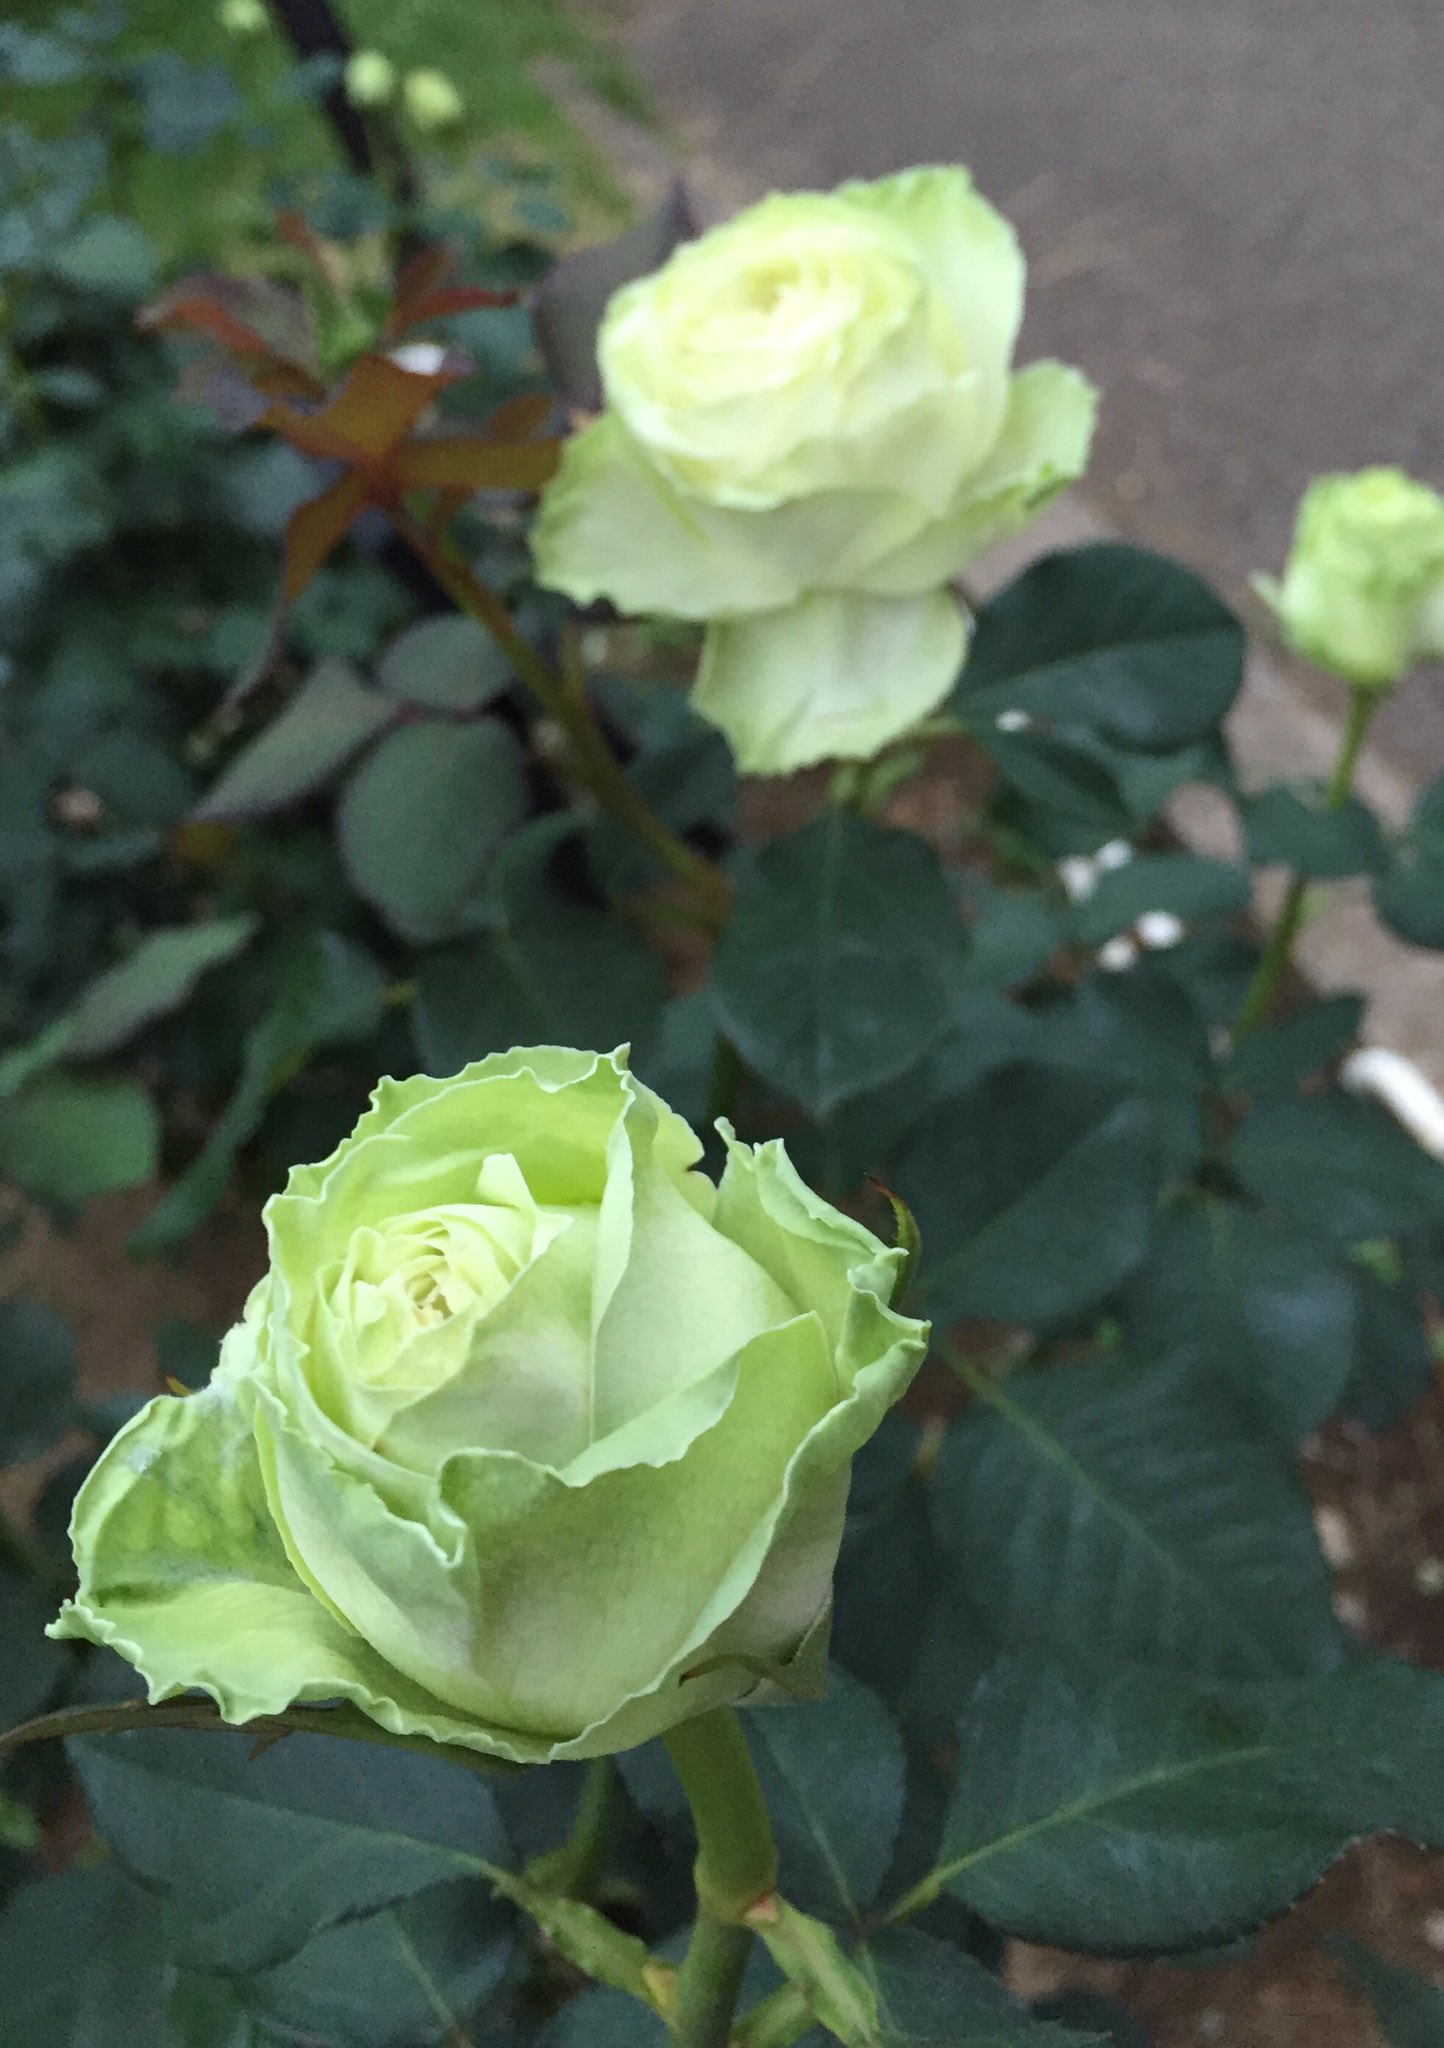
[857,362,1099,595]
[693,586,968,774]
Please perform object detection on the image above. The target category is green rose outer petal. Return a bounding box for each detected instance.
[532,414,929,622]
[53,1311,923,1762]
[836,164,1025,452]
[52,1052,930,1764]
[48,1368,502,1752]
[855,361,1099,597]
[693,586,969,774]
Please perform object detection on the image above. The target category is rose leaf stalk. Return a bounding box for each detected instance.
[664,1707,779,2048]
[1233,686,1378,1037]
[390,506,731,930]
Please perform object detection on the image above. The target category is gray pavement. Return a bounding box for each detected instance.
[598,0,1444,783]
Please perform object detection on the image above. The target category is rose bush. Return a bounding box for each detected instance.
[533,165,1097,773]
[1255,465,1444,689]
[51,1046,927,1763]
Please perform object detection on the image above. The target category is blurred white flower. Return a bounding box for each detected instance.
[1097,935,1139,973]
[1135,909,1185,950]
[1341,1046,1444,1160]
[390,342,448,376]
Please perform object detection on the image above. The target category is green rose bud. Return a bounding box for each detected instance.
[402,68,465,130]
[1256,467,1444,691]
[51,1048,926,1763]
[533,166,1097,775]
[344,48,397,108]
[218,0,267,35]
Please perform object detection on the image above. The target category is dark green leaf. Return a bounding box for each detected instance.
[1227,1093,1444,1242]
[958,545,1244,750]
[0,1571,66,1725]
[1222,994,1364,1096]
[541,1987,669,2045]
[862,1930,1102,2046]
[835,1420,950,1714]
[154,1318,221,1394]
[1029,1992,1148,2047]
[194,660,396,822]
[928,1648,1444,1953]
[631,992,718,1130]
[413,829,665,1072]
[712,811,965,1117]
[933,1354,1339,1678]
[377,616,514,713]
[748,1670,906,1925]
[1115,1203,1357,1443]
[0,25,88,83]
[46,215,156,300]
[983,730,1135,852]
[1373,769,1444,949]
[1327,1937,1444,2048]
[0,1866,117,2046]
[71,1726,511,1975]
[1072,855,1249,947]
[1342,1261,1437,1433]
[70,728,194,828]
[337,719,527,941]
[1034,971,1210,1176]
[955,877,1066,990]
[0,1074,159,1205]
[0,1298,75,1464]
[130,935,382,1254]
[899,1068,1161,1327]
[132,54,241,154]
[248,1882,514,2048]
[59,917,260,1060]
[1243,785,1386,878]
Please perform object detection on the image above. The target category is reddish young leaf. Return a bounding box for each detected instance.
[262,350,472,463]
[479,390,555,443]
[282,470,370,603]
[392,434,560,492]
[391,282,520,331]
[385,243,521,341]
[139,274,323,392]
[274,208,349,294]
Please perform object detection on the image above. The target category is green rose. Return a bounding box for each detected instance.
[532,166,1096,775]
[51,1048,926,1763]
[1256,467,1444,690]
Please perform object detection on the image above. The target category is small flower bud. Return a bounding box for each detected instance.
[403,67,464,130]
[344,49,397,107]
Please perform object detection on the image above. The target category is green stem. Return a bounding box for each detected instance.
[526,1757,621,1903]
[1232,687,1377,1037]
[664,1707,779,1921]
[672,1908,754,2048]
[391,510,731,930]
[0,1696,522,1780]
[664,1707,779,2046]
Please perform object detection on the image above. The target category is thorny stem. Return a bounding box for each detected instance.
[1231,686,1378,1038]
[390,510,732,930]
